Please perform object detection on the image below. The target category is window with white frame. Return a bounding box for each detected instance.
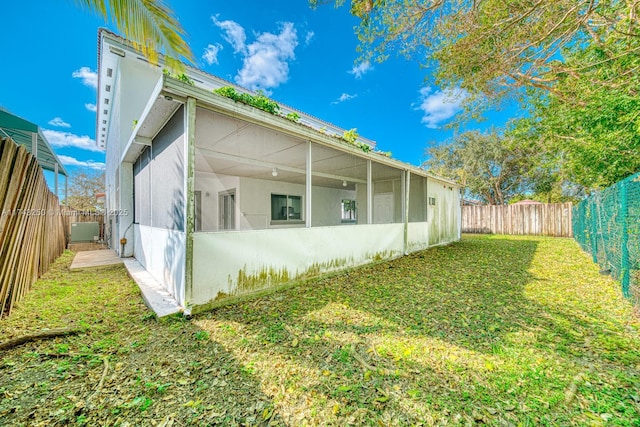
[271,194,302,221]
[341,199,357,223]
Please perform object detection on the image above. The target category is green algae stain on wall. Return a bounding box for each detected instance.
[226,252,399,298]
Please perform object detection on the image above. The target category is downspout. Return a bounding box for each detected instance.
[184,97,197,314]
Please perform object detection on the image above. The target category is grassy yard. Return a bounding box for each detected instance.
[0,235,639,426]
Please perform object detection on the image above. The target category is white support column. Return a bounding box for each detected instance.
[185,97,197,312]
[367,160,372,224]
[31,132,38,158]
[65,175,68,206]
[404,170,411,255]
[120,162,134,256]
[306,140,312,228]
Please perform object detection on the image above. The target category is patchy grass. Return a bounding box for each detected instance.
[1,235,639,426]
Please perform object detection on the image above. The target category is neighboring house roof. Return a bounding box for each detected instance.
[462,198,483,206]
[0,109,69,176]
[512,199,542,205]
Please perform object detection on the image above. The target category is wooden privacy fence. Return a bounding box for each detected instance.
[462,203,573,237]
[0,137,67,316]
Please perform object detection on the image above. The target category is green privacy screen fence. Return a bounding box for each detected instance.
[573,172,640,306]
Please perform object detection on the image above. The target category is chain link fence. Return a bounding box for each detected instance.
[573,172,640,307]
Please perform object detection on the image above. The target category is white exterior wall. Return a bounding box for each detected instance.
[131,107,186,304]
[102,43,161,256]
[134,224,185,303]
[407,222,430,252]
[191,223,405,307]
[427,176,461,245]
[194,173,360,231]
[194,172,240,231]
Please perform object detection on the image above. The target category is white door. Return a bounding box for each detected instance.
[218,190,236,230]
[374,193,394,223]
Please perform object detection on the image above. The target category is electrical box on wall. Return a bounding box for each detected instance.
[70,222,100,243]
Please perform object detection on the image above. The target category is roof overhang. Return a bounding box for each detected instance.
[0,110,69,176]
[122,75,460,187]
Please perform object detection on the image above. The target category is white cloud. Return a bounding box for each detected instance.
[332,93,357,104]
[416,87,468,129]
[212,16,247,53]
[58,155,105,171]
[85,103,97,112]
[43,129,103,153]
[349,61,372,79]
[235,22,298,93]
[48,117,71,128]
[72,67,98,89]
[304,31,315,45]
[202,43,223,65]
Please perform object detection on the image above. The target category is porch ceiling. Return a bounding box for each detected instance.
[194,109,403,189]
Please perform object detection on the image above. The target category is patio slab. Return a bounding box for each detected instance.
[70,249,123,270]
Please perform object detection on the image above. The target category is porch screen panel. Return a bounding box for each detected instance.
[409,175,427,222]
[133,146,151,226]
[371,162,404,224]
[151,106,185,231]
[310,144,367,227]
[194,107,309,231]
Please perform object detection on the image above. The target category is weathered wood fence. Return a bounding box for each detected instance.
[0,137,68,316]
[462,203,573,237]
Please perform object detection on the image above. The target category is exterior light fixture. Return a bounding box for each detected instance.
[342,180,347,187]
[272,167,278,177]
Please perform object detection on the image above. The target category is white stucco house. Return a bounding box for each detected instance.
[97,30,461,314]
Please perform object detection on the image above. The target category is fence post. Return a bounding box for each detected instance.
[589,198,598,264]
[620,179,630,297]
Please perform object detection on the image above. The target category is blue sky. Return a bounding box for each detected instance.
[0,0,522,186]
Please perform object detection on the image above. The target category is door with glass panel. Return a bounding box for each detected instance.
[218,190,236,230]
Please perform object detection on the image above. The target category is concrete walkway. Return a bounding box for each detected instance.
[70,249,123,270]
[123,258,182,318]
[70,250,182,318]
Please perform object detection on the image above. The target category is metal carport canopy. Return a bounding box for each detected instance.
[0,109,69,177]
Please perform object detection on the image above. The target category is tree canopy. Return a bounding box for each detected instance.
[315,0,639,105]
[314,0,640,191]
[65,171,105,211]
[423,130,534,205]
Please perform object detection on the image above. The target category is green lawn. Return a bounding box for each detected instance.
[1,235,638,426]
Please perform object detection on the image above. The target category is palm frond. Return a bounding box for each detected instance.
[73,0,193,64]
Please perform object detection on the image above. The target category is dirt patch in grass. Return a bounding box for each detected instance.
[1,236,639,426]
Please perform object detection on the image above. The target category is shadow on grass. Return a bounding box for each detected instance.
[196,235,640,425]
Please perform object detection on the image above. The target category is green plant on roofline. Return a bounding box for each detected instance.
[342,128,372,153]
[285,112,300,122]
[162,68,194,86]
[213,86,280,116]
